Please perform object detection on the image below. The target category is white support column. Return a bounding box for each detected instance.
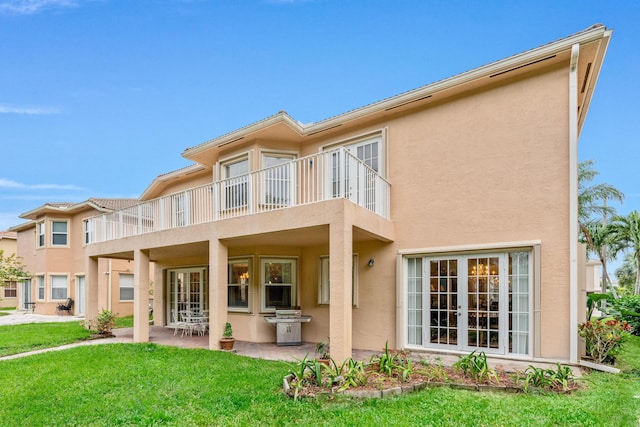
[85,256,99,324]
[209,238,228,350]
[133,249,150,343]
[329,216,353,362]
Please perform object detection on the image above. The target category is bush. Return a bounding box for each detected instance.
[578,319,632,364]
[84,309,116,335]
[612,295,640,335]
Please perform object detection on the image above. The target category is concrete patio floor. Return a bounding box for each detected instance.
[112,325,570,374]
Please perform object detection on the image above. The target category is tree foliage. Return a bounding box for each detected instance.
[0,249,32,286]
[578,160,624,228]
[616,253,638,295]
[609,211,640,295]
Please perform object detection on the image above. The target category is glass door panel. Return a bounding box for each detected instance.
[168,268,208,324]
[427,258,460,348]
[466,256,501,351]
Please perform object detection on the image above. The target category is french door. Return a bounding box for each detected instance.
[167,268,208,324]
[407,251,530,355]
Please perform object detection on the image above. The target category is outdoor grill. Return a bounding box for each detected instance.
[264,308,312,346]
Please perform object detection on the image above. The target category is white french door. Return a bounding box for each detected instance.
[407,251,531,356]
[167,268,208,324]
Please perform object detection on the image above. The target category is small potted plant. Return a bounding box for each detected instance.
[220,321,235,351]
[315,340,330,365]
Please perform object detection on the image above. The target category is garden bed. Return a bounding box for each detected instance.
[284,348,582,400]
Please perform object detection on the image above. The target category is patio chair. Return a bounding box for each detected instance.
[171,309,189,336]
[56,298,74,315]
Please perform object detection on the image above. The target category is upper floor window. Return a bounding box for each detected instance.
[222,156,249,210]
[84,220,91,245]
[51,221,68,246]
[262,153,296,207]
[37,221,45,247]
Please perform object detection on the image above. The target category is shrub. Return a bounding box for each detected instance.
[453,351,498,383]
[518,363,575,392]
[612,295,640,335]
[84,309,116,335]
[578,319,632,364]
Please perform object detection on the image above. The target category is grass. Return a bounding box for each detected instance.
[0,335,639,425]
[0,321,92,357]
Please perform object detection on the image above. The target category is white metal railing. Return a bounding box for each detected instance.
[87,148,391,243]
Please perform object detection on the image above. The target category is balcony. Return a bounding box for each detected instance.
[86,148,391,244]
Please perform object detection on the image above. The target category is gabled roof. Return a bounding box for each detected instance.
[139,163,209,200]
[181,24,612,166]
[17,198,139,221]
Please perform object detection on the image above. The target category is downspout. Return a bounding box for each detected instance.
[569,43,580,363]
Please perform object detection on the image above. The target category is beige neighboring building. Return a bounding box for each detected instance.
[81,25,611,364]
[0,231,19,308]
[11,199,140,316]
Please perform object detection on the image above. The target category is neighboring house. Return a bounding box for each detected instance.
[0,230,19,308]
[11,199,139,316]
[80,25,610,364]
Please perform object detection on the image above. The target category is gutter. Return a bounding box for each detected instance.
[569,43,580,363]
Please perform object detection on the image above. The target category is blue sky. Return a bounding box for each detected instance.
[1,1,638,244]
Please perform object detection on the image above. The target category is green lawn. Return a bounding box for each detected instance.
[0,328,638,426]
[0,322,92,357]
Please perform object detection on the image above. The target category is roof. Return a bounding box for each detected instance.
[0,231,17,240]
[17,198,139,221]
[181,24,612,166]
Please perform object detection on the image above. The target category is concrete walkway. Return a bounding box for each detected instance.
[0,309,83,326]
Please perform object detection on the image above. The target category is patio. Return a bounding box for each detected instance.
[112,325,376,362]
[110,326,564,374]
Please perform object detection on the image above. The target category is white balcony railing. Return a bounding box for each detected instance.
[86,148,391,244]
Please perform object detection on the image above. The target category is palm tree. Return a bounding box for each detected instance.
[615,253,637,295]
[581,222,617,296]
[578,160,624,294]
[578,160,624,227]
[609,211,640,295]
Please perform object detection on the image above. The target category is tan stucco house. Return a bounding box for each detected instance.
[0,231,19,308]
[70,25,612,364]
[11,199,139,316]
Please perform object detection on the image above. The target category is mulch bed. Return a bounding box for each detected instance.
[285,360,582,399]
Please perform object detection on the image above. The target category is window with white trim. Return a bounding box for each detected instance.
[119,273,134,301]
[84,220,91,244]
[318,254,359,306]
[228,257,252,312]
[37,275,45,300]
[51,275,68,300]
[3,281,17,298]
[261,258,297,312]
[37,221,45,247]
[51,221,68,246]
[261,153,296,207]
[222,156,249,210]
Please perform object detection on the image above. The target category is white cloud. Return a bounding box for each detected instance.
[0,103,62,115]
[0,178,85,191]
[0,0,77,15]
